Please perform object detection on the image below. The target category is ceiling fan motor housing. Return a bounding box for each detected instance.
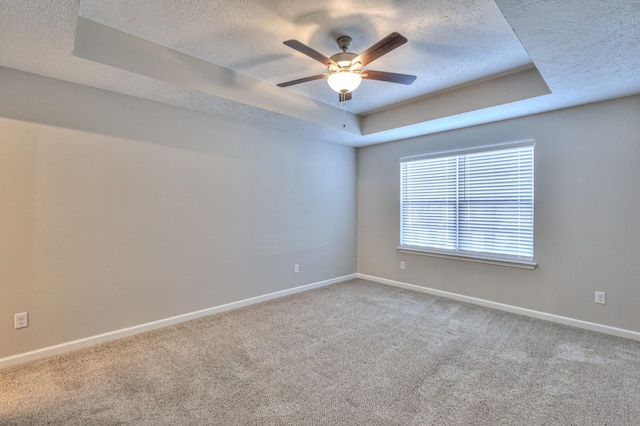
[330,52,358,69]
[331,35,360,70]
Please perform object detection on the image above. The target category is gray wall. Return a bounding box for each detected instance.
[3,63,639,360]
[358,95,640,332]
[0,69,357,359]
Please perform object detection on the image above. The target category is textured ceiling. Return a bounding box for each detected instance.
[0,0,639,146]
[77,0,532,114]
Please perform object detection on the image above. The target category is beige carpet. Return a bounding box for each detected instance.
[1,279,639,425]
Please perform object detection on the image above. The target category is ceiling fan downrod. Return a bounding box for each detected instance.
[336,35,352,52]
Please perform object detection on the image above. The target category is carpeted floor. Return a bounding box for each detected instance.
[1,279,639,425]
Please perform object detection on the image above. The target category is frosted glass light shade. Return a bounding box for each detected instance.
[327,71,362,93]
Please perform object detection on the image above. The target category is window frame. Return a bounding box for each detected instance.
[398,141,536,269]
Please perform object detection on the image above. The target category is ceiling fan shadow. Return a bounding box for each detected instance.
[226,54,291,75]
[279,8,382,54]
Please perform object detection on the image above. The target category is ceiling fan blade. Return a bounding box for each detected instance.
[339,91,352,102]
[362,70,417,85]
[353,32,408,67]
[283,40,337,67]
[277,74,328,88]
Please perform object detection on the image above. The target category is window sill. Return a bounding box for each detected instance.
[397,246,537,270]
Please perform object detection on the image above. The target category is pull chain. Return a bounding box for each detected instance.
[341,96,346,130]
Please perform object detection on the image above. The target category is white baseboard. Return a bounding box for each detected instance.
[0,274,357,370]
[6,272,634,370]
[357,273,640,342]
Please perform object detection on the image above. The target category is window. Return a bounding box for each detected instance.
[400,142,534,267]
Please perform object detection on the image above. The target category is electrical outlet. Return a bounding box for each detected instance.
[14,312,29,329]
[595,291,606,305]
[294,264,299,274]
[400,261,406,270]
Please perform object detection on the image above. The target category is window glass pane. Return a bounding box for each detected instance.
[401,156,458,250]
[400,143,534,259]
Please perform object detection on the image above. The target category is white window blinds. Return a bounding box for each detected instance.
[400,142,534,260]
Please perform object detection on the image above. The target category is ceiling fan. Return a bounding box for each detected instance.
[277,32,417,102]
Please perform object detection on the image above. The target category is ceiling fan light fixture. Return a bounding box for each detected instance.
[277,32,416,102]
[327,71,362,94]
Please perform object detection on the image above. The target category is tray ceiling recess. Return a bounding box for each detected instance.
[71,5,547,142]
[1,1,638,146]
